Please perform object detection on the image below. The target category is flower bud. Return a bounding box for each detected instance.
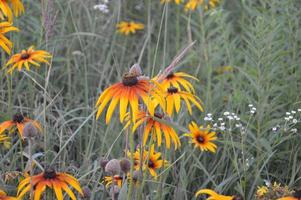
[105,159,121,175]
[100,157,109,169]
[23,122,38,139]
[119,158,131,173]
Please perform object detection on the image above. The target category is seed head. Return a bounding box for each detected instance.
[119,158,131,173]
[23,122,38,139]
[105,159,121,175]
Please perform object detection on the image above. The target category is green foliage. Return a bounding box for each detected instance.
[0,0,300,199]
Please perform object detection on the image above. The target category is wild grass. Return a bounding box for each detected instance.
[0,0,300,199]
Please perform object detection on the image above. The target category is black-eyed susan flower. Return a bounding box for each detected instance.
[0,189,17,200]
[4,46,52,74]
[185,122,217,153]
[131,111,180,149]
[104,173,139,189]
[116,21,144,35]
[104,175,124,188]
[160,0,182,4]
[278,190,301,200]
[128,145,168,177]
[163,86,203,116]
[196,189,240,200]
[17,167,83,200]
[0,133,11,148]
[9,0,24,17]
[0,21,18,54]
[0,0,24,21]
[157,72,198,93]
[95,65,165,124]
[185,0,220,11]
[0,113,42,138]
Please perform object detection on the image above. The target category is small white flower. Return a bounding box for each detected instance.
[207,113,212,117]
[250,110,256,114]
[291,128,297,133]
[291,110,296,114]
[264,180,271,187]
[235,117,240,121]
[220,126,226,131]
[93,4,109,13]
[231,112,235,116]
[251,107,257,111]
[221,122,225,126]
[298,109,301,112]
[284,117,290,121]
[204,117,212,121]
[272,127,278,131]
[213,123,218,127]
[223,112,230,116]
[289,116,293,119]
[292,119,298,124]
[286,112,291,115]
[235,124,242,128]
[218,118,223,121]
[248,104,253,107]
[227,116,234,120]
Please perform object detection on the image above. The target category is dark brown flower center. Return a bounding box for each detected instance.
[196,135,205,144]
[21,53,30,60]
[43,167,57,179]
[294,190,301,198]
[154,112,164,119]
[122,74,138,86]
[13,114,24,123]
[167,86,178,94]
[166,73,174,79]
[148,160,155,168]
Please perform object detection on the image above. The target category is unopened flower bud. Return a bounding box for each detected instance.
[119,158,131,173]
[23,122,38,139]
[100,157,109,169]
[105,159,121,175]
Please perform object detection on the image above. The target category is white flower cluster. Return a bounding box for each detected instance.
[206,111,243,132]
[248,104,256,115]
[272,108,300,133]
[93,0,110,14]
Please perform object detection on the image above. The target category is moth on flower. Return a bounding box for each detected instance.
[95,64,165,124]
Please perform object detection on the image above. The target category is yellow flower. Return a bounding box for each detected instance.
[0,0,24,21]
[185,0,220,11]
[116,21,144,35]
[95,68,165,124]
[163,86,203,116]
[0,189,17,200]
[195,189,237,200]
[4,46,52,74]
[104,175,124,188]
[0,21,18,54]
[131,111,181,149]
[0,113,42,138]
[128,145,168,177]
[0,133,11,148]
[17,167,83,200]
[256,186,268,197]
[160,0,183,4]
[157,72,198,93]
[185,122,217,153]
